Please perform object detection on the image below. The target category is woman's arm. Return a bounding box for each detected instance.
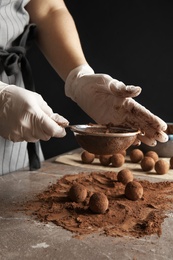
[26,0,87,81]
[26,0,168,146]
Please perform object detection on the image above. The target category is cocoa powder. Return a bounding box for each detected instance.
[23,171,173,239]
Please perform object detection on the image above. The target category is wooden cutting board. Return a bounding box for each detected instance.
[55,148,173,180]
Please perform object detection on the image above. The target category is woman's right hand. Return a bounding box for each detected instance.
[0,84,69,142]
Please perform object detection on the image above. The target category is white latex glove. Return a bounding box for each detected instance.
[0,83,69,142]
[65,64,168,146]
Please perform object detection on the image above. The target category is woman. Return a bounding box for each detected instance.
[0,0,168,175]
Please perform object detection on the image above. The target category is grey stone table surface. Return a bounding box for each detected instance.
[0,149,173,260]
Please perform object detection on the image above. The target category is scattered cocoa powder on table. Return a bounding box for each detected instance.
[23,171,173,239]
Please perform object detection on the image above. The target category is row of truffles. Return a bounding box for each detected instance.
[68,170,143,214]
[81,149,172,175]
[81,150,125,167]
[129,149,170,175]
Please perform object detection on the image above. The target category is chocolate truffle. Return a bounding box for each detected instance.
[170,157,173,169]
[155,159,170,175]
[125,181,143,201]
[111,153,125,167]
[69,183,87,203]
[130,149,144,163]
[145,151,159,162]
[117,168,134,185]
[99,155,111,166]
[89,192,109,214]
[140,156,155,171]
[120,150,126,157]
[81,150,95,164]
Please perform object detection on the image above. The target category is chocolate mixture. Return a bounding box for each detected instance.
[23,171,173,239]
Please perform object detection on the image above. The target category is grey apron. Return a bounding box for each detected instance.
[0,1,43,174]
[0,24,41,171]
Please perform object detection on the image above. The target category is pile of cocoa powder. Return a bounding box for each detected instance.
[23,171,173,239]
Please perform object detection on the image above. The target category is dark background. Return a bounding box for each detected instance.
[27,0,173,159]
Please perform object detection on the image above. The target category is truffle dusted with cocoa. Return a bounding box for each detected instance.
[130,149,144,163]
[155,159,170,175]
[125,181,143,201]
[89,192,109,214]
[145,151,159,162]
[120,150,126,157]
[141,156,155,171]
[117,168,133,185]
[81,150,95,164]
[99,155,111,166]
[68,183,87,203]
[111,153,125,167]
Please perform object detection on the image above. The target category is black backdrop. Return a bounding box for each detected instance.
[27,0,173,159]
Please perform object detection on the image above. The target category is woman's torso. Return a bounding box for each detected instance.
[0,0,43,175]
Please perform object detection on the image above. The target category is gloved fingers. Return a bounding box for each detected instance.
[153,115,168,132]
[125,114,168,144]
[109,80,141,98]
[157,131,169,142]
[137,134,157,146]
[123,98,168,133]
[31,96,68,138]
[143,129,168,143]
[125,117,168,144]
[94,74,141,98]
[135,117,168,143]
[35,113,67,140]
[50,113,69,127]
[130,115,168,143]
[19,111,67,141]
[19,122,51,142]
[132,138,141,146]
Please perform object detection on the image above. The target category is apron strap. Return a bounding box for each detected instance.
[0,24,41,171]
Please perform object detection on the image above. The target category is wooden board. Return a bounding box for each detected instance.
[55,148,173,180]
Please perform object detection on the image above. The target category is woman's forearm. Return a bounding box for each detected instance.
[26,0,87,81]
